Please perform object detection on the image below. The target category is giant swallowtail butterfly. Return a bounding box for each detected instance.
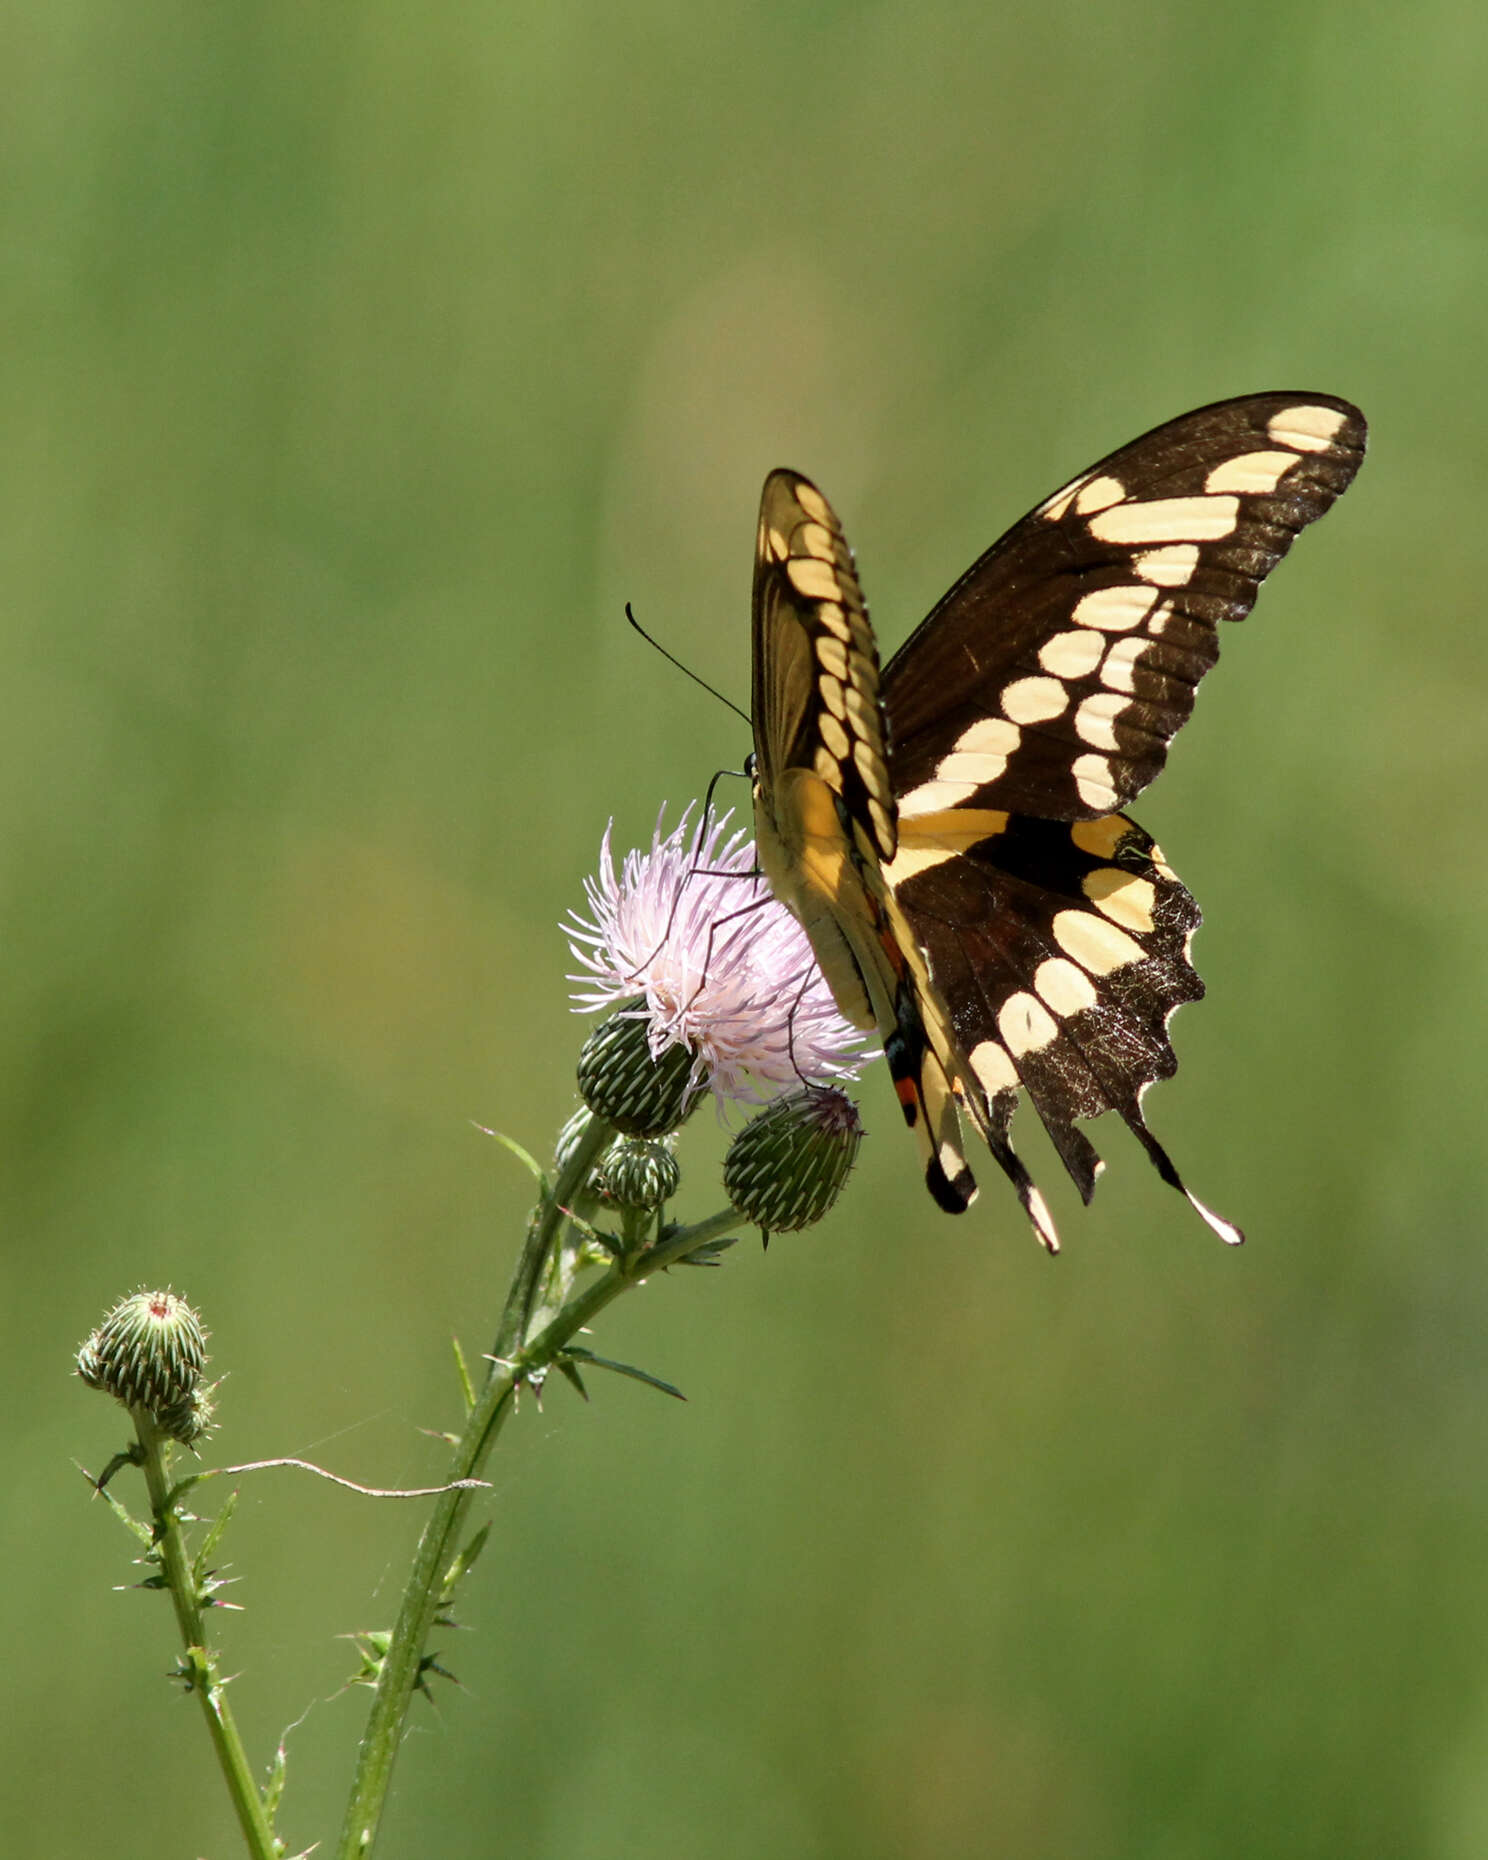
[750,393,1366,1249]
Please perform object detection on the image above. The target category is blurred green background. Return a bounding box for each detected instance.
[8,3,1486,1856]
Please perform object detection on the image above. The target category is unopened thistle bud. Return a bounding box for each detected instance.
[593,1135,680,1212]
[155,1381,217,1448]
[553,1104,599,1180]
[576,1005,704,1138]
[723,1087,862,1235]
[76,1290,209,1426]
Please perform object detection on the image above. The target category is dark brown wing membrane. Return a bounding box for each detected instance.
[886,808,1242,1244]
[882,394,1367,822]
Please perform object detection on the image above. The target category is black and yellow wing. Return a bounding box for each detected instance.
[750,393,1367,1249]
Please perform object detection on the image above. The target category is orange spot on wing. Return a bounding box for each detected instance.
[876,925,909,976]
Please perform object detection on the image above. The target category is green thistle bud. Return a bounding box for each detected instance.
[76,1289,209,1420]
[155,1381,217,1448]
[576,1005,704,1138]
[593,1136,680,1212]
[550,1106,617,1225]
[552,1104,596,1178]
[723,1087,862,1235]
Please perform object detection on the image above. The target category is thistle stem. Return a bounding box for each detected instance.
[336,1111,738,1859]
[135,1411,279,1860]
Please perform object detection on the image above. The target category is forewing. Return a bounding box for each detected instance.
[752,471,982,1212]
[752,470,897,861]
[882,393,1367,821]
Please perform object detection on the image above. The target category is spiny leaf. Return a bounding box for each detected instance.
[473,1122,547,1188]
[451,1334,476,1411]
[344,1628,392,1688]
[80,1465,155,1546]
[562,1347,686,1401]
[441,1523,492,1600]
[264,1732,289,1825]
[415,1649,460,1698]
[193,1490,239,1569]
[675,1235,740,1267]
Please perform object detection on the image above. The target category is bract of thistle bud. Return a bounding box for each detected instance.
[576,1007,705,1138]
[75,1334,104,1389]
[593,1135,681,1212]
[76,1289,209,1419]
[723,1087,862,1235]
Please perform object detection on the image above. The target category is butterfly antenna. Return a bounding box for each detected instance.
[625,602,752,729]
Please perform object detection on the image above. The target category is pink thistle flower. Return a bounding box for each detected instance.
[565,808,868,1107]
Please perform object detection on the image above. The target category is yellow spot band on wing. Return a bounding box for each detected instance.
[886,809,1011,885]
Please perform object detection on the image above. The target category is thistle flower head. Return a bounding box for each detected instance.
[77,1288,213,1443]
[565,808,867,1108]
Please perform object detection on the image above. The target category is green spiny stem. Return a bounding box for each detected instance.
[135,1411,279,1860]
[337,1111,735,1859]
[494,1110,613,1359]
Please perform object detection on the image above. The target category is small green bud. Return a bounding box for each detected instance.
[552,1104,597,1178]
[576,1005,704,1138]
[593,1135,680,1212]
[723,1087,862,1235]
[155,1381,216,1448]
[77,1290,209,1422]
[549,1106,617,1228]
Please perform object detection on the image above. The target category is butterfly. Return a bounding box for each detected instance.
[749,393,1366,1249]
